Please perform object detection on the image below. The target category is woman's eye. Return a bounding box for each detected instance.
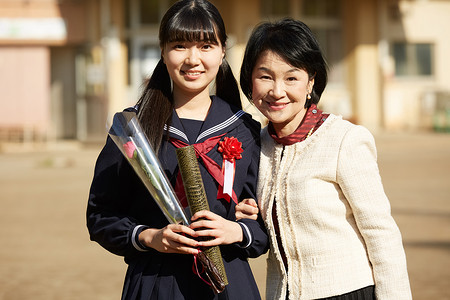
[202,44,213,50]
[174,44,185,49]
[286,77,297,81]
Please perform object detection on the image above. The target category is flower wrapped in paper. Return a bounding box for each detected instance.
[108,111,190,225]
[108,111,227,293]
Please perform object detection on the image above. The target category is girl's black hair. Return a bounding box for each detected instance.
[240,18,328,108]
[136,0,241,151]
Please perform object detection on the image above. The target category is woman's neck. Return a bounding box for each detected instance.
[173,90,212,121]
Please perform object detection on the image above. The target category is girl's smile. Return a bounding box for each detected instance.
[181,69,204,80]
[162,41,225,99]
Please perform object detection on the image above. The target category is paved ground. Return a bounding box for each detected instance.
[0,131,449,299]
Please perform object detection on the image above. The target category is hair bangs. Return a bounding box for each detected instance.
[264,33,307,71]
[163,10,219,45]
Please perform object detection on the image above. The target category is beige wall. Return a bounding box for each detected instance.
[343,0,381,131]
[380,0,450,130]
[2,0,450,143]
[0,0,93,142]
[0,0,89,46]
[0,47,50,139]
[215,0,265,121]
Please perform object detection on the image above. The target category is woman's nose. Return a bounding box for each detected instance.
[269,81,286,99]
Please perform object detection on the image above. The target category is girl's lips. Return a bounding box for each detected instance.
[181,70,204,80]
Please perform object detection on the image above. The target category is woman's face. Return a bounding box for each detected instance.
[251,50,314,137]
[162,39,225,100]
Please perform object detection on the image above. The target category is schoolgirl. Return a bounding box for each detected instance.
[87,1,268,299]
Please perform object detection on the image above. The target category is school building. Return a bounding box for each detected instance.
[1,0,449,143]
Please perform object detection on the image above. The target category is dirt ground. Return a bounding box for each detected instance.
[0,132,449,300]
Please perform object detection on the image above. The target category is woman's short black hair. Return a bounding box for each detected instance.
[240,18,328,107]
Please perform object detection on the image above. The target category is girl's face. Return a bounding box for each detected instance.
[251,50,314,137]
[162,39,225,100]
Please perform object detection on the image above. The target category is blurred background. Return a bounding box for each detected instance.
[0,0,449,299]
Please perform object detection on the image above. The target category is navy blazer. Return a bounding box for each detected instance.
[87,96,269,300]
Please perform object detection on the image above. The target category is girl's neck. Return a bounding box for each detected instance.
[173,90,212,121]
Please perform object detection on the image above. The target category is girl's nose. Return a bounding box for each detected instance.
[185,47,201,65]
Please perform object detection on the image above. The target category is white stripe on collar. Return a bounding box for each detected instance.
[164,124,189,142]
[196,110,245,142]
[164,110,245,143]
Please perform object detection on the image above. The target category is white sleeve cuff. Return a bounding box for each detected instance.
[131,225,150,252]
[237,221,252,248]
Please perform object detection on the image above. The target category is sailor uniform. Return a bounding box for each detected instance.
[87,96,269,300]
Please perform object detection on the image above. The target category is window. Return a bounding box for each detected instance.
[302,0,343,83]
[261,0,290,18]
[260,0,344,83]
[139,0,160,25]
[392,43,433,77]
[125,0,178,89]
[302,0,341,18]
[125,0,178,28]
[140,45,160,79]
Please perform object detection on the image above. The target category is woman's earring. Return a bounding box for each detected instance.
[307,93,311,100]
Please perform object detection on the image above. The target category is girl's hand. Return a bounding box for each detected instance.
[190,210,243,247]
[235,198,259,221]
[139,224,199,255]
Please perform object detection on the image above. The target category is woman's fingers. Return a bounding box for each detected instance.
[242,198,258,207]
[235,198,259,220]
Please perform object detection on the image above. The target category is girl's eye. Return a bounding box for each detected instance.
[260,75,271,80]
[286,77,298,81]
[173,44,185,49]
[202,44,213,50]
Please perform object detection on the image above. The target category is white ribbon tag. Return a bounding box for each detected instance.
[223,160,234,196]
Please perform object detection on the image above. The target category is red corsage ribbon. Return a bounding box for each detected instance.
[217,137,243,203]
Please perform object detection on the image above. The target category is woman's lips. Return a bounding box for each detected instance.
[267,101,289,111]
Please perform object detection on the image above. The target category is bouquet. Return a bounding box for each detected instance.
[108,111,189,225]
[108,111,227,293]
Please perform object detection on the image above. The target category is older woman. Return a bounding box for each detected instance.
[237,18,412,300]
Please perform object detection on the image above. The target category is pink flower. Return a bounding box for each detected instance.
[218,137,243,163]
[123,141,136,159]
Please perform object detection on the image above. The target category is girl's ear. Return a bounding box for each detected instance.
[161,49,165,63]
[221,47,226,63]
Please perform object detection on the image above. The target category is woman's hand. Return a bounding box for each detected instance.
[189,210,243,247]
[139,224,199,255]
[235,198,259,221]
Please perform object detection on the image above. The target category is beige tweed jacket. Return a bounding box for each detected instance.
[257,114,412,300]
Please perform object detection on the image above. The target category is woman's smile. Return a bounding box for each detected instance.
[266,101,290,111]
[251,50,314,137]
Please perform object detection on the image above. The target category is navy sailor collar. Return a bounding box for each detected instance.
[165,96,245,144]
